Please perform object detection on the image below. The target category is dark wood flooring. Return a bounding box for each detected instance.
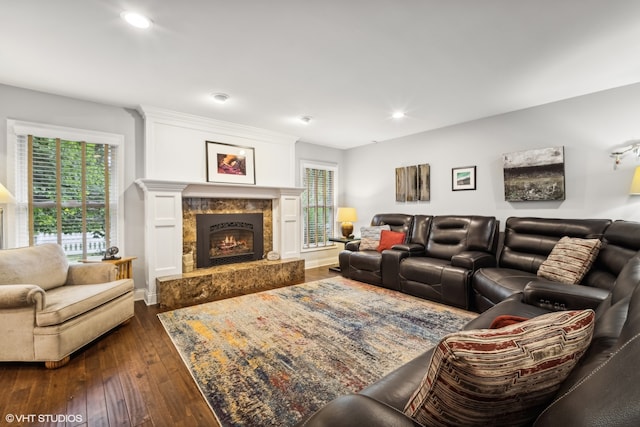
[0,267,339,427]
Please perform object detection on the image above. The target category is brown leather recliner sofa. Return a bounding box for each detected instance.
[297,217,640,426]
[340,214,498,309]
[472,217,639,313]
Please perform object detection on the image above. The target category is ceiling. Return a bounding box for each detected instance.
[2,1,640,149]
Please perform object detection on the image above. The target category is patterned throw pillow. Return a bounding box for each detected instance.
[537,236,602,284]
[359,225,390,250]
[404,310,595,427]
[376,230,406,252]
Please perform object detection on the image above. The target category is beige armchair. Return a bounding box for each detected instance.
[0,243,134,368]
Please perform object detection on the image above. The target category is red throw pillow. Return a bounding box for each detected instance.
[489,315,529,329]
[377,230,406,252]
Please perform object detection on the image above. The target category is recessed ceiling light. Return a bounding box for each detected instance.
[392,112,405,119]
[299,116,312,124]
[121,11,152,29]
[211,93,230,104]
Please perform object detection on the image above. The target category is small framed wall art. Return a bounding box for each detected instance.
[206,141,256,185]
[452,166,476,191]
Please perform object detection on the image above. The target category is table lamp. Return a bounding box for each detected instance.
[336,207,358,239]
[0,183,16,249]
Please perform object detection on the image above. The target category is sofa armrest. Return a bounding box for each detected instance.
[295,394,423,427]
[523,279,610,311]
[66,263,117,285]
[344,240,361,251]
[451,251,496,271]
[391,243,425,255]
[0,284,45,309]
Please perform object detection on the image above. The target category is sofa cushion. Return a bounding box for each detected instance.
[377,230,406,252]
[0,243,69,291]
[36,279,133,327]
[404,309,595,427]
[537,237,602,284]
[359,225,390,250]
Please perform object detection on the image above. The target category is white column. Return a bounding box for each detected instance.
[275,189,302,259]
[135,179,188,305]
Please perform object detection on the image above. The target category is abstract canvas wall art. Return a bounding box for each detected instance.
[503,146,565,201]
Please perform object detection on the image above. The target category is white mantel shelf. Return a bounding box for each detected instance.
[135,178,304,199]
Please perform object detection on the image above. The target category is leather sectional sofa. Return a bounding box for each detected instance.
[297,215,640,426]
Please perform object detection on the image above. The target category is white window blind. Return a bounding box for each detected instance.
[14,133,119,260]
[302,163,337,249]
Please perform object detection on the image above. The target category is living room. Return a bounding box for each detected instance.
[2,1,640,426]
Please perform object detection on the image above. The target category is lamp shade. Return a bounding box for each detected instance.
[0,183,15,204]
[630,167,640,195]
[336,207,358,222]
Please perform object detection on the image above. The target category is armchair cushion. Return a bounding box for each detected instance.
[404,309,595,427]
[0,243,68,290]
[37,279,133,327]
[537,237,602,284]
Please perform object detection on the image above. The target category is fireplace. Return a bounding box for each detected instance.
[196,213,264,268]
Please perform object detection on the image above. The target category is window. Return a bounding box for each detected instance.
[301,162,337,249]
[8,120,124,260]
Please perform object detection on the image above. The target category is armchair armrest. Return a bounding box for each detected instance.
[451,251,496,271]
[0,284,45,309]
[67,263,117,285]
[523,279,610,311]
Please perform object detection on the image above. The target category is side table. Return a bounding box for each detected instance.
[328,237,360,272]
[81,256,137,280]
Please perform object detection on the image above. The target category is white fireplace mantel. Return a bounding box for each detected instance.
[135,178,304,305]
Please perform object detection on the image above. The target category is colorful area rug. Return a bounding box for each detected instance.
[158,277,476,427]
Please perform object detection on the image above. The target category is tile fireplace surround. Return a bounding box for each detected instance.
[135,179,304,305]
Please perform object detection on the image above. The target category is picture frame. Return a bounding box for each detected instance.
[452,166,476,191]
[406,165,418,202]
[503,146,565,201]
[418,163,431,201]
[395,167,407,202]
[206,141,256,185]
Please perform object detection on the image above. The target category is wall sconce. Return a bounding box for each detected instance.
[0,182,16,249]
[630,167,640,195]
[610,140,640,169]
[336,207,358,239]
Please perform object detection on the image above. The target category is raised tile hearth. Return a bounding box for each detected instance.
[156,258,305,309]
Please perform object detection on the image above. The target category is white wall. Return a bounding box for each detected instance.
[344,82,640,232]
[140,106,298,187]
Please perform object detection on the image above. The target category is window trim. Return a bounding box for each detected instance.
[6,119,125,254]
[300,160,338,251]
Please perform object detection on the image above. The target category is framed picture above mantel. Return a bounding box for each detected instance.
[206,141,256,185]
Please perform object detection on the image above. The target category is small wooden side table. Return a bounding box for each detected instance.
[328,237,360,272]
[81,256,137,280]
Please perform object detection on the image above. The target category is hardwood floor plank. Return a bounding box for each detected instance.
[85,340,110,427]
[0,267,336,427]
[64,353,88,427]
[113,320,152,426]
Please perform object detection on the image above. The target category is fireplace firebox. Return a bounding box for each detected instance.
[196,213,264,268]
